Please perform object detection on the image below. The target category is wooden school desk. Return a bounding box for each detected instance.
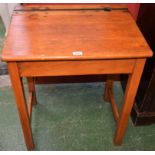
[1,4,152,150]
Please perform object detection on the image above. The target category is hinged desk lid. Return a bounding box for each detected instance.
[2,4,152,61]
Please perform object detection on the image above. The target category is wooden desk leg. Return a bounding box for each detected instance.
[114,58,146,145]
[27,77,37,106]
[104,75,113,102]
[8,62,34,150]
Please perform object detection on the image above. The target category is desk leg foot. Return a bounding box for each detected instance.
[114,59,146,145]
[8,62,35,150]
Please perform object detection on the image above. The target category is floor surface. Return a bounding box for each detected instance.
[1,80,155,150]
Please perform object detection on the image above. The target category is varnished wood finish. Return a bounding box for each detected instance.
[104,75,114,102]
[27,77,36,121]
[1,4,153,150]
[27,77,37,106]
[28,92,33,120]
[114,58,146,145]
[18,59,135,77]
[108,89,119,123]
[7,62,34,150]
[104,75,119,122]
[1,4,152,61]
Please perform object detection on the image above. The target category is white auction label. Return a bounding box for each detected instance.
[72,51,83,56]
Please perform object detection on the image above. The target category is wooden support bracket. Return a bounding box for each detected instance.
[27,77,37,121]
[104,75,120,123]
[108,88,119,123]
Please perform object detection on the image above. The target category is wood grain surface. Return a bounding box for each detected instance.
[18,59,135,77]
[1,4,152,61]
